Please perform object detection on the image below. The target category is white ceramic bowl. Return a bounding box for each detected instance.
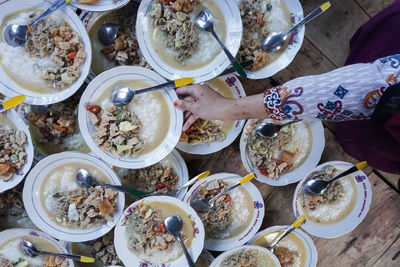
[248,225,318,267]
[210,245,281,267]
[22,151,125,242]
[240,119,325,186]
[0,109,34,193]
[136,0,242,83]
[78,66,183,169]
[183,172,265,251]
[293,161,372,238]
[177,74,246,155]
[114,196,205,266]
[0,0,92,105]
[0,228,74,266]
[69,0,130,12]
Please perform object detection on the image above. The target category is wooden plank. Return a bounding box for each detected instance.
[240,77,273,96]
[355,0,395,17]
[300,0,370,66]
[373,169,399,192]
[372,234,400,267]
[311,172,400,266]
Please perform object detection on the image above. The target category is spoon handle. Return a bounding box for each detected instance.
[95,181,147,197]
[177,235,196,267]
[209,173,255,204]
[29,0,70,29]
[176,170,210,191]
[328,161,367,183]
[0,95,25,112]
[136,78,194,94]
[288,2,331,34]
[40,251,94,263]
[269,216,305,250]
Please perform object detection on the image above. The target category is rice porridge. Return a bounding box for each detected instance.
[253,230,307,267]
[148,0,227,70]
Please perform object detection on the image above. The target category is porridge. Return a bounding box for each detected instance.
[0,236,69,267]
[0,10,86,94]
[40,162,118,229]
[125,201,194,264]
[27,96,89,155]
[219,248,278,267]
[301,165,358,224]
[88,79,170,158]
[197,179,254,240]
[237,0,291,71]
[253,230,307,267]
[148,0,227,70]
[247,121,312,179]
[77,0,122,4]
[0,113,27,181]
[180,78,234,144]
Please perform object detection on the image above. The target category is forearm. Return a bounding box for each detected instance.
[223,93,267,121]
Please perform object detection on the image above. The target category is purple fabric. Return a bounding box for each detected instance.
[335,0,400,174]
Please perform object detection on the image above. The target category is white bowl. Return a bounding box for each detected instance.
[210,245,281,267]
[234,0,304,79]
[78,66,183,169]
[183,172,265,251]
[0,109,34,193]
[248,226,318,267]
[177,74,246,155]
[0,228,74,266]
[136,0,243,83]
[114,196,205,266]
[22,151,125,242]
[293,161,372,238]
[0,0,92,105]
[240,120,325,186]
[69,0,130,12]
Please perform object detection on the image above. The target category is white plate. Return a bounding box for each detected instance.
[247,225,317,267]
[114,196,205,267]
[292,161,372,238]
[0,228,74,266]
[183,173,265,251]
[22,151,125,242]
[136,0,242,83]
[235,0,304,79]
[78,66,183,169]
[177,74,246,155]
[0,0,92,105]
[239,120,325,186]
[210,245,281,267]
[0,109,34,193]
[69,0,130,12]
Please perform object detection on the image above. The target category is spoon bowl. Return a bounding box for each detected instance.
[3,24,29,47]
[255,120,298,138]
[111,86,135,106]
[97,22,120,46]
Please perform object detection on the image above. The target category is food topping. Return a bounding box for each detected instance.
[222,249,260,267]
[274,247,295,266]
[0,127,27,181]
[180,119,226,144]
[92,231,122,266]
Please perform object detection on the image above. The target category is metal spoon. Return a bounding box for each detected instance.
[266,216,305,252]
[97,14,135,46]
[302,161,367,196]
[255,120,299,139]
[164,216,196,267]
[166,170,210,197]
[190,173,255,213]
[195,9,247,79]
[76,168,147,197]
[261,1,331,53]
[3,0,70,47]
[20,239,94,263]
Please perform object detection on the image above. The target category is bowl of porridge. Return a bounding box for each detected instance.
[0,228,73,266]
[115,149,189,205]
[240,119,325,186]
[184,173,264,251]
[114,196,205,266]
[69,0,130,12]
[235,0,304,79]
[136,0,242,83]
[248,226,317,267]
[78,66,183,169]
[210,245,281,267]
[177,74,246,155]
[0,0,92,105]
[293,161,372,238]
[0,109,34,193]
[22,151,125,242]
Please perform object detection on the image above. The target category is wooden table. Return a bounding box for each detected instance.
[181,1,400,266]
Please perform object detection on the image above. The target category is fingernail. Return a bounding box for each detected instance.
[174,101,178,107]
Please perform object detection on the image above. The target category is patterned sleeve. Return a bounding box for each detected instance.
[263,54,400,122]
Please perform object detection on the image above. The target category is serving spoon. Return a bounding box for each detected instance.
[190,173,255,213]
[20,239,94,263]
[195,9,247,79]
[261,2,331,53]
[254,120,299,139]
[98,14,135,46]
[3,0,71,47]
[164,216,196,267]
[266,216,305,252]
[302,161,367,196]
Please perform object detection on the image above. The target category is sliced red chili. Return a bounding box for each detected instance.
[86,105,102,114]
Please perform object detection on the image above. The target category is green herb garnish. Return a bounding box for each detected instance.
[266,2,272,11]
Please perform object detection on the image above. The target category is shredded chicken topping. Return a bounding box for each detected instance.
[92,231,122,266]
[180,119,226,144]
[222,249,260,267]
[0,127,27,181]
